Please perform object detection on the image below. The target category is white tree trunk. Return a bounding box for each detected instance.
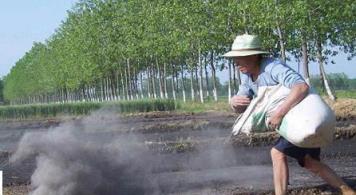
[276,22,286,63]
[228,59,232,103]
[156,58,164,99]
[140,71,144,99]
[190,69,195,101]
[180,64,186,102]
[107,77,112,101]
[232,63,237,94]
[210,51,218,101]
[204,56,210,97]
[172,75,176,100]
[317,39,335,101]
[120,72,125,100]
[171,65,176,100]
[301,35,310,85]
[147,67,151,98]
[133,68,139,100]
[116,73,121,101]
[151,66,157,99]
[124,68,130,100]
[127,59,134,100]
[198,46,204,103]
[164,63,168,99]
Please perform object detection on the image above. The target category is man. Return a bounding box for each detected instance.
[224,34,355,195]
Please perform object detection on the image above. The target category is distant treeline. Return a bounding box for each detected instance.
[310,73,356,91]
[2,0,354,104]
[0,79,3,104]
[218,73,356,96]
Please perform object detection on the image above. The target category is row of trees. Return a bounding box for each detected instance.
[0,79,4,104]
[3,0,355,104]
[310,73,356,92]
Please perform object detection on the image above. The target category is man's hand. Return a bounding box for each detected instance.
[267,83,309,130]
[230,95,251,113]
[268,109,284,130]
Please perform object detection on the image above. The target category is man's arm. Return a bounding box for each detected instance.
[268,83,309,129]
[230,74,253,113]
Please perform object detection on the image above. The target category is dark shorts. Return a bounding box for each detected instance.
[273,137,321,167]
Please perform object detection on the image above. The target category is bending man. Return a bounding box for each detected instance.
[224,34,355,195]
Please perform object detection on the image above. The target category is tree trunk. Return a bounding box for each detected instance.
[156,58,164,99]
[111,73,117,101]
[210,51,218,101]
[171,67,176,100]
[120,72,126,100]
[243,9,249,34]
[133,68,139,99]
[164,63,168,99]
[151,65,157,99]
[301,35,310,84]
[232,63,237,94]
[180,63,186,102]
[316,39,336,101]
[127,59,133,100]
[147,67,151,98]
[204,56,210,98]
[140,71,144,99]
[108,77,112,101]
[228,59,232,103]
[115,72,121,101]
[198,46,204,103]
[99,80,104,102]
[276,22,286,63]
[190,68,195,101]
[124,68,129,100]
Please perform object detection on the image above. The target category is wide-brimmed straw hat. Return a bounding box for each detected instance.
[223,34,269,57]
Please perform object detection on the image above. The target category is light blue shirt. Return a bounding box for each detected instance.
[237,57,305,98]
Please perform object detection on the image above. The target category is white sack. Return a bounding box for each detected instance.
[232,85,335,148]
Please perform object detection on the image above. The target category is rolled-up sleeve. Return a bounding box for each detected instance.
[270,63,306,88]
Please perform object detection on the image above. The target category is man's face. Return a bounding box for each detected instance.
[233,55,260,74]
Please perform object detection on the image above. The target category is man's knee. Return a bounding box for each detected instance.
[271,148,286,162]
[303,155,321,174]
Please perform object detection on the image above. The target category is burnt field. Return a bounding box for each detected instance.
[0,110,355,195]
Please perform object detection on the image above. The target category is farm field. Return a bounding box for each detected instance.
[0,99,355,195]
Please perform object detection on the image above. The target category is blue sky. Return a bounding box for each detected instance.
[0,1,355,80]
[0,0,76,78]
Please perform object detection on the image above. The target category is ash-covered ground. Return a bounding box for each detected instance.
[0,109,356,195]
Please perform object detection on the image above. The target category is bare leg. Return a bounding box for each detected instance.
[271,147,289,195]
[304,155,355,195]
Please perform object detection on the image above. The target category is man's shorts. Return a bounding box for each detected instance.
[273,137,320,167]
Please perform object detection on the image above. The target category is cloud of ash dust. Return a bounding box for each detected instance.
[10,111,160,195]
[9,110,273,195]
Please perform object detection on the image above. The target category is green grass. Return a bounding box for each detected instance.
[0,96,235,120]
[0,99,179,120]
[178,96,230,113]
[335,90,356,99]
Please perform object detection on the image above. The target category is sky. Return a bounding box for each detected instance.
[0,0,76,78]
[0,1,355,81]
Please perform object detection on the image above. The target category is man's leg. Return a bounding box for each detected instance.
[303,155,355,195]
[271,147,289,195]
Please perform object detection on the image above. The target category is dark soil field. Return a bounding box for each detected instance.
[1,99,356,195]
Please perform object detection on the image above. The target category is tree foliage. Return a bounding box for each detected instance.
[3,0,355,104]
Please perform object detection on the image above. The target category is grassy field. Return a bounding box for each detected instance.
[0,99,178,120]
[0,98,231,120]
[177,97,230,113]
[0,91,355,120]
[334,90,356,99]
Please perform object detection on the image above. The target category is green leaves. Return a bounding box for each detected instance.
[3,0,354,103]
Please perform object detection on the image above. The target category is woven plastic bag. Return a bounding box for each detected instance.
[232,85,335,148]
